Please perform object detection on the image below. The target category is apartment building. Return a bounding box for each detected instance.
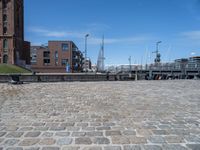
[31,41,84,73]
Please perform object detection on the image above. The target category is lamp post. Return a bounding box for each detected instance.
[85,34,89,59]
[154,41,162,63]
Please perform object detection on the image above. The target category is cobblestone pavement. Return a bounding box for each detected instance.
[0,80,200,150]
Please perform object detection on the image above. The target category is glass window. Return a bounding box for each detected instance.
[3,27,7,34]
[43,51,50,58]
[3,39,8,49]
[62,44,69,51]
[3,15,7,22]
[62,59,68,66]
[43,59,50,65]
[55,51,58,59]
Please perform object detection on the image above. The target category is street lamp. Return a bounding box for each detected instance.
[154,41,162,63]
[85,34,89,59]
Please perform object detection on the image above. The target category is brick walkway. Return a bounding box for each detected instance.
[0,81,200,150]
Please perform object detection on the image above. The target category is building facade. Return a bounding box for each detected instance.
[0,0,30,65]
[31,41,84,73]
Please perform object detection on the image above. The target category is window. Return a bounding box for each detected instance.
[3,0,7,9]
[3,27,7,34]
[3,15,7,22]
[43,51,50,58]
[3,39,8,49]
[55,51,58,65]
[54,51,58,59]
[43,59,50,65]
[3,55,8,63]
[62,44,69,51]
[62,59,68,66]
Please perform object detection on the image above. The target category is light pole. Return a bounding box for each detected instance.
[85,34,89,59]
[154,41,162,63]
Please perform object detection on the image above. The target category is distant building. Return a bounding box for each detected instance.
[187,56,200,69]
[82,58,92,72]
[31,41,84,73]
[0,0,30,65]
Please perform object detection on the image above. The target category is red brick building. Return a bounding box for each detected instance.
[0,0,30,65]
[31,41,84,73]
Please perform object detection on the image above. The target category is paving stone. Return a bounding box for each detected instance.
[72,132,86,137]
[129,136,147,144]
[0,132,6,137]
[186,144,200,150]
[103,122,115,126]
[6,132,23,138]
[136,129,152,137]
[165,136,185,143]
[82,127,95,131]
[104,146,121,150]
[42,132,54,137]
[162,144,188,150]
[86,131,103,137]
[34,126,49,131]
[49,126,66,131]
[152,130,168,135]
[0,138,4,144]
[184,135,200,143]
[32,122,45,126]
[82,147,102,150]
[18,127,33,131]
[60,123,75,127]
[6,148,23,150]
[123,130,136,136]
[93,137,110,144]
[5,126,19,131]
[24,148,40,150]
[75,137,92,145]
[123,145,141,150]
[96,126,111,130]
[57,138,73,145]
[76,123,88,127]
[90,123,101,126]
[106,130,121,136]
[19,139,40,146]
[66,127,80,131]
[62,147,80,150]
[142,145,162,150]
[24,131,41,137]
[55,132,70,137]
[148,136,166,143]
[42,147,60,150]
[3,139,20,146]
[39,138,56,145]
[111,136,130,144]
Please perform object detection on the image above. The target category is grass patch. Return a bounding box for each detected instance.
[0,64,31,74]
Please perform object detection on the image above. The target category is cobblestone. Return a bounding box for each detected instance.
[24,131,41,137]
[0,81,200,149]
[57,138,73,145]
[104,146,121,150]
[93,137,110,144]
[75,137,92,145]
[123,145,141,150]
[19,139,40,146]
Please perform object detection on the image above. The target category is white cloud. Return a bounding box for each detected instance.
[28,27,154,45]
[181,30,200,39]
[88,36,154,45]
[28,27,87,38]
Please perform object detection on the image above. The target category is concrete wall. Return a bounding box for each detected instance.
[0,74,117,83]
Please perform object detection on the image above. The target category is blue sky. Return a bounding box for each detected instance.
[25,0,200,65]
